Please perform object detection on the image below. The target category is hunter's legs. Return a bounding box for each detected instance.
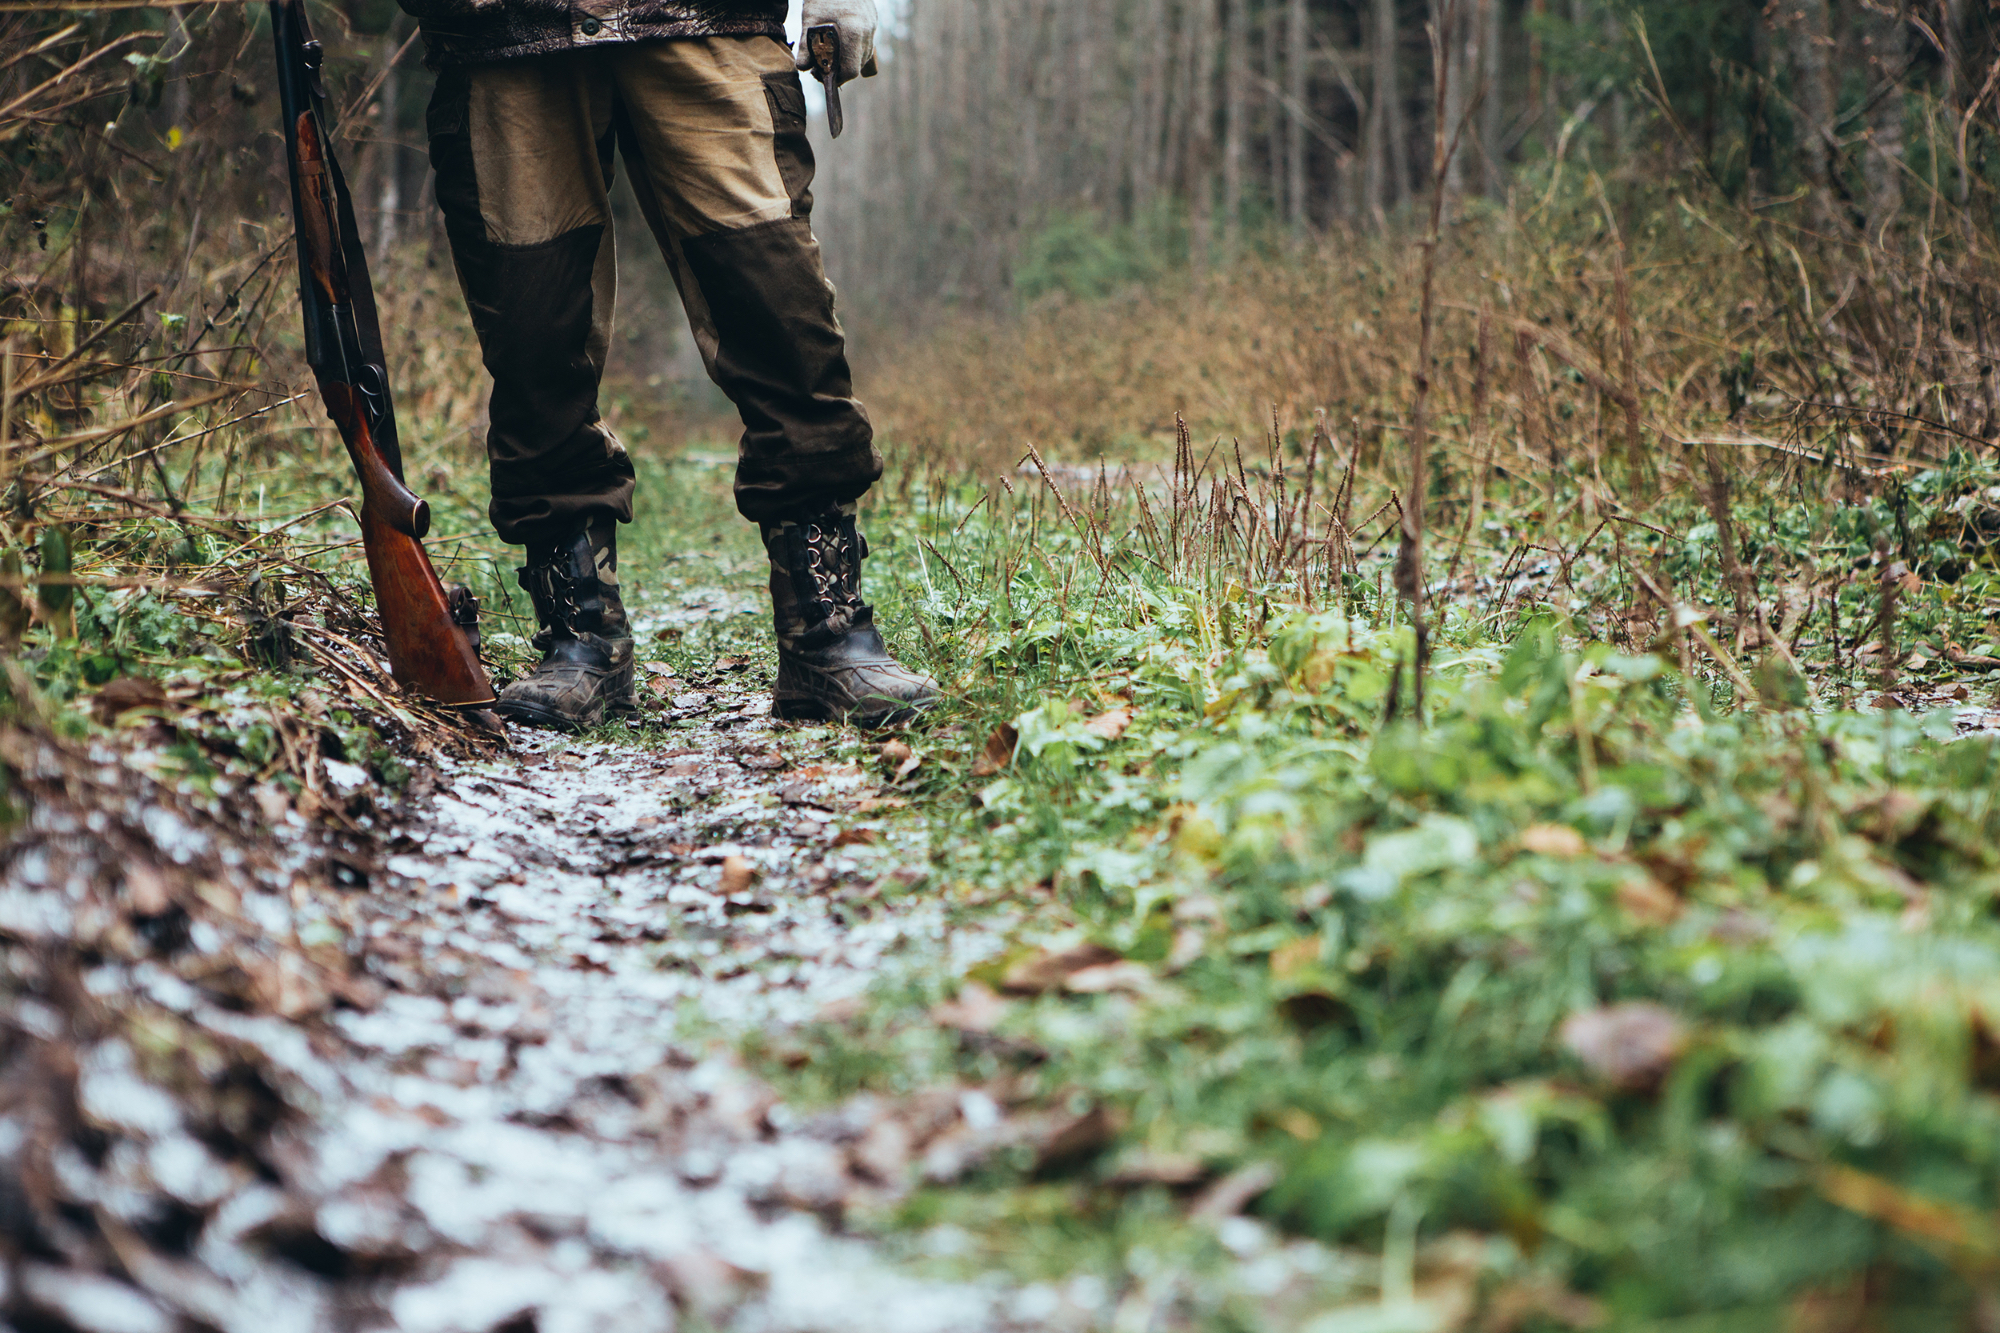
[427,58,635,729]
[426,56,631,544]
[607,36,881,523]
[610,37,935,724]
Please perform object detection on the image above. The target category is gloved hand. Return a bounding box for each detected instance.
[795,0,878,85]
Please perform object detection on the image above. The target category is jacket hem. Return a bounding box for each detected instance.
[419,19,786,69]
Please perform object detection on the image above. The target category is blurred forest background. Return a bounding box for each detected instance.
[821,0,1958,307]
[9,0,2000,459]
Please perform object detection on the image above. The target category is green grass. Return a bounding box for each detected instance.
[739,453,2000,1327]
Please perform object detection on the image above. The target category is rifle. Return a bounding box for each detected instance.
[270,0,494,707]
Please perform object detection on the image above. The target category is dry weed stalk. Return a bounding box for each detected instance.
[1697,442,1758,646]
[0,7,498,727]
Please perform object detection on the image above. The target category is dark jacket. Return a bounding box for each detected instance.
[401,0,786,68]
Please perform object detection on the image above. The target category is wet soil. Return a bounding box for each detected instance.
[0,594,1029,1333]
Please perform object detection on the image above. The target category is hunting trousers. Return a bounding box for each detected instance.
[425,36,882,545]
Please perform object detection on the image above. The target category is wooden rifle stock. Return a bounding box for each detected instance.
[271,0,493,707]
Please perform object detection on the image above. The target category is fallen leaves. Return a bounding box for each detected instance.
[1061,959,1155,995]
[1560,1002,1687,1091]
[1615,874,1682,925]
[1945,643,2000,671]
[719,855,758,895]
[1190,1161,1278,1220]
[1519,823,1587,857]
[90,674,168,723]
[1103,1149,1207,1186]
[1081,705,1132,741]
[998,942,1123,994]
[969,723,1017,777]
[931,981,1010,1032]
[878,739,921,782]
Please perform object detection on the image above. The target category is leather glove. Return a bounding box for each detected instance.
[795,0,878,85]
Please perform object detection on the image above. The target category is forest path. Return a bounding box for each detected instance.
[293,590,1012,1332]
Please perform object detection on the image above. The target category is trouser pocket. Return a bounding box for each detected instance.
[760,69,816,218]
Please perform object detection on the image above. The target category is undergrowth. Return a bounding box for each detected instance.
[744,448,2000,1327]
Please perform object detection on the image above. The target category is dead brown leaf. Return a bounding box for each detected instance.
[849,1116,914,1186]
[1082,706,1132,741]
[815,995,866,1024]
[1483,1277,1607,1331]
[1190,1161,1278,1220]
[1559,1002,1687,1091]
[1000,942,1122,994]
[720,855,757,895]
[1945,644,2000,671]
[1104,1149,1207,1186]
[830,826,878,847]
[969,723,1018,777]
[123,863,172,915]
[91,675,167,724]
[877,739,922,782]
[932,980,1009,1033]
[1520,823,1588,857]
[1063,960,1154,995]
[1615,874,1682,925]
[1032,1102,1120,1172]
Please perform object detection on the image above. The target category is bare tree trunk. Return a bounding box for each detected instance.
[1264,0,1283,235]
[1528,0,1547,152]
[1436,0,1471,202]
[1286,0,1308,236]
[1479,0,1502,195]
[1860,2,1906,238]
[1222,0,1249,263]
[1603,5,1626,160]
[1190,0,1219,274]
[1133,0,1171,216]
[1366,0,1407,228]
[1782,0,1837,228]
[375,22,404,265]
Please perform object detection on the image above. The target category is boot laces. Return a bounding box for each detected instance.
[522,533,603,636]
[799,518,864,623]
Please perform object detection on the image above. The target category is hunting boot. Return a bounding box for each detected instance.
[496,516,636,731]
[763,504,938,727]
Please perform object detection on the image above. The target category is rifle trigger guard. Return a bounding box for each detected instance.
[301,38,327,101]
[354,362,390,430]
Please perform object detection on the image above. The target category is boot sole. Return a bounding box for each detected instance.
[493,692,638,733]
[492,698,601,733]
[773,695,929,729]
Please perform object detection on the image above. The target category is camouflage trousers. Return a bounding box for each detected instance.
[426,35,882,545]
